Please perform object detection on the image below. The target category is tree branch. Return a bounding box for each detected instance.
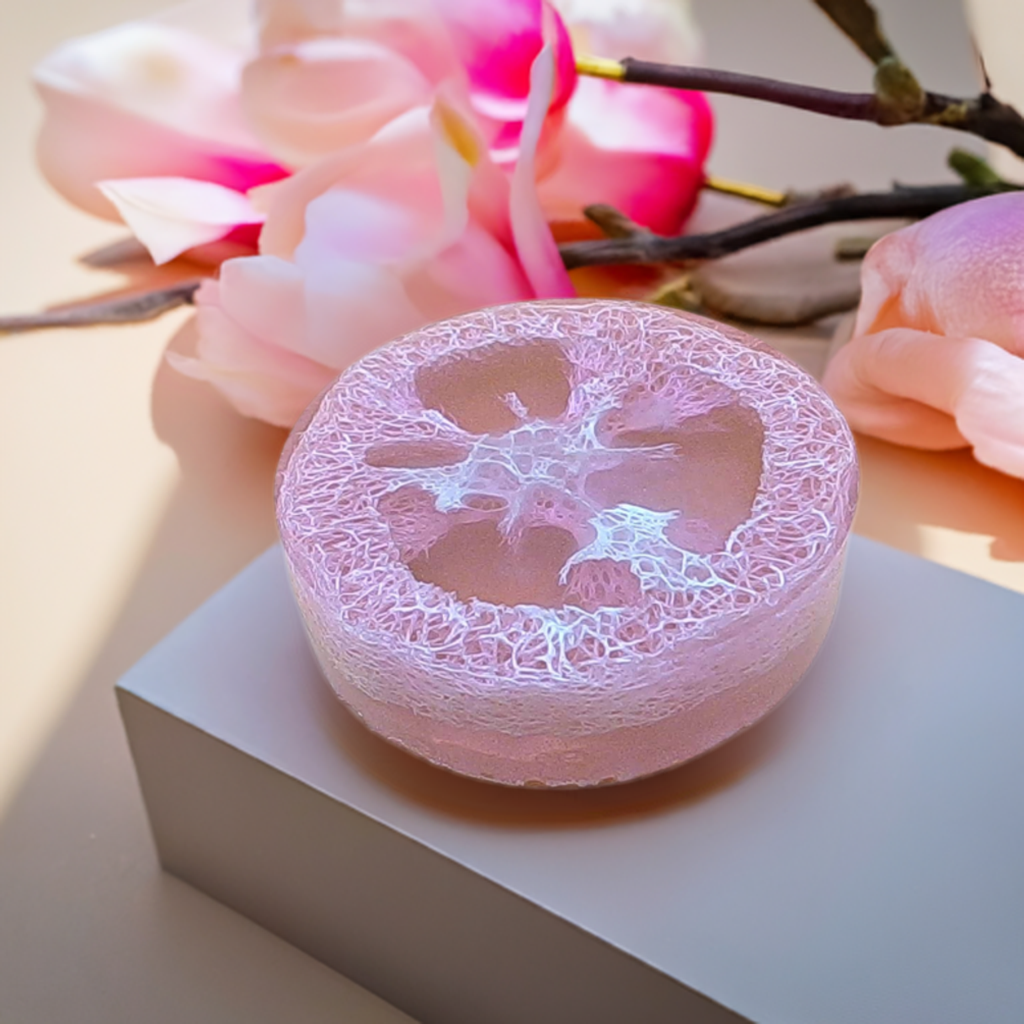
[0,279,203,335]
[560,184,1016,269]
[602,59,1024,155]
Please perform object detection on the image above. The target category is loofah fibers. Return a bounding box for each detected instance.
[277,300,858,787]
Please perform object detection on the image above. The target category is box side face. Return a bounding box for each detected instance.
[117,690,746,1024]
[118,540,1024,1024]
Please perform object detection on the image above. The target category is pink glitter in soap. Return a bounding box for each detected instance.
[276,301,859,787]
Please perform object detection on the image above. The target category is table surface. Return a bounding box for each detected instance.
[2,1,1023,1021]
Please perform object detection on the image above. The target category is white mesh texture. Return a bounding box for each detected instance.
[277,301,858,739]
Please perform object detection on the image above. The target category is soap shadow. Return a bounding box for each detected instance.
[306,661,804,830]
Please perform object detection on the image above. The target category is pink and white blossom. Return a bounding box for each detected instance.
[823,191,1024,479]
[34,0,715,426]
[35,0,711,260]
[540,0,713,233]
[169,52,573,427]
[33,0,576,258]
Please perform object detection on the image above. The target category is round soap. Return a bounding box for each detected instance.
[277,301,858,787]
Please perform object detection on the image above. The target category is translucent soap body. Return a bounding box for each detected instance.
[276,301,859,787]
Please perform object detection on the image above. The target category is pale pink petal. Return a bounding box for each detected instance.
[857,192,1024,356]
[823,327,1024,476]
[98,177,264,264]
[432,0,575,122]
[241,37,434,166]
[301,259,426,367]
[427,94,491,250]
[851,228,915,336]
[256,0,463,86]
[405,221,534,319]
[213,256,310,355]
[509,46,575,298]
[211,252,423,378]
[174,278,337,427]
[553,0,703,65]
[35,22,256,146]
[296,187,439,263]
[35,20,284,219]
[293,195,429,365]
[429,83,517,247]
[256,105,453,261]
[538,77,713,233]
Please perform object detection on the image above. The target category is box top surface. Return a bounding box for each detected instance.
[120,536,1024,1024]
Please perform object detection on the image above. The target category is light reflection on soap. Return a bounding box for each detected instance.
[276,300,859,788]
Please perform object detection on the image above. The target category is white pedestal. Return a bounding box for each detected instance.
[117,537,1024,1024]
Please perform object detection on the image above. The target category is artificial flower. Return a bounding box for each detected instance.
[540,0,713,234]
[34,5,289,224]
[34,0,711,262]
[168,50,573,427]
[33,0,575,263]
[823,191,1024,479]
[33,0,715,427]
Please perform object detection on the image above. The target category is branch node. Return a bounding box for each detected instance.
[872,57,926,123]
[583,204,650,238]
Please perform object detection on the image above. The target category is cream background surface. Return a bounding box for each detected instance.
[1,1,1022,1020]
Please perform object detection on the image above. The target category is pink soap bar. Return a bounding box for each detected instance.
[276,301,859,787]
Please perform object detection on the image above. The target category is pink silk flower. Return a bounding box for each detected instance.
[33,0,712,261]
[168,49,574,427]
[540,0,713,234]
[33,0,575,264]
[823,191,1024,479]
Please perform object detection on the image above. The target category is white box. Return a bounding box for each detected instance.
[117,537,1024,1024]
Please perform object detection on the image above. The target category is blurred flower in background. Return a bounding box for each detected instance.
[542,0,711,235]
[824,191,1024,480]
[33,0,713,425]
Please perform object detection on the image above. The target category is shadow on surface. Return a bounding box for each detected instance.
[854,434,1024,566]
[0,322,405,1023]
[306,646,806,830]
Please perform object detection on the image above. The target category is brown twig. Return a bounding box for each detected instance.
[0,279,204,335]
[560,184,1017,269]
[583,204,651,238]
[611,59,1024,154]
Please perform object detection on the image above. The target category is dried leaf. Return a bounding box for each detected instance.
[811,0,895,65]
[696,274,861,326]
[650,274,703,313]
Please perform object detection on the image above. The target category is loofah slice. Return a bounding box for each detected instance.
[276,300,859,787]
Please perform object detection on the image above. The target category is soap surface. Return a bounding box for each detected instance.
[276,300,859,786]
